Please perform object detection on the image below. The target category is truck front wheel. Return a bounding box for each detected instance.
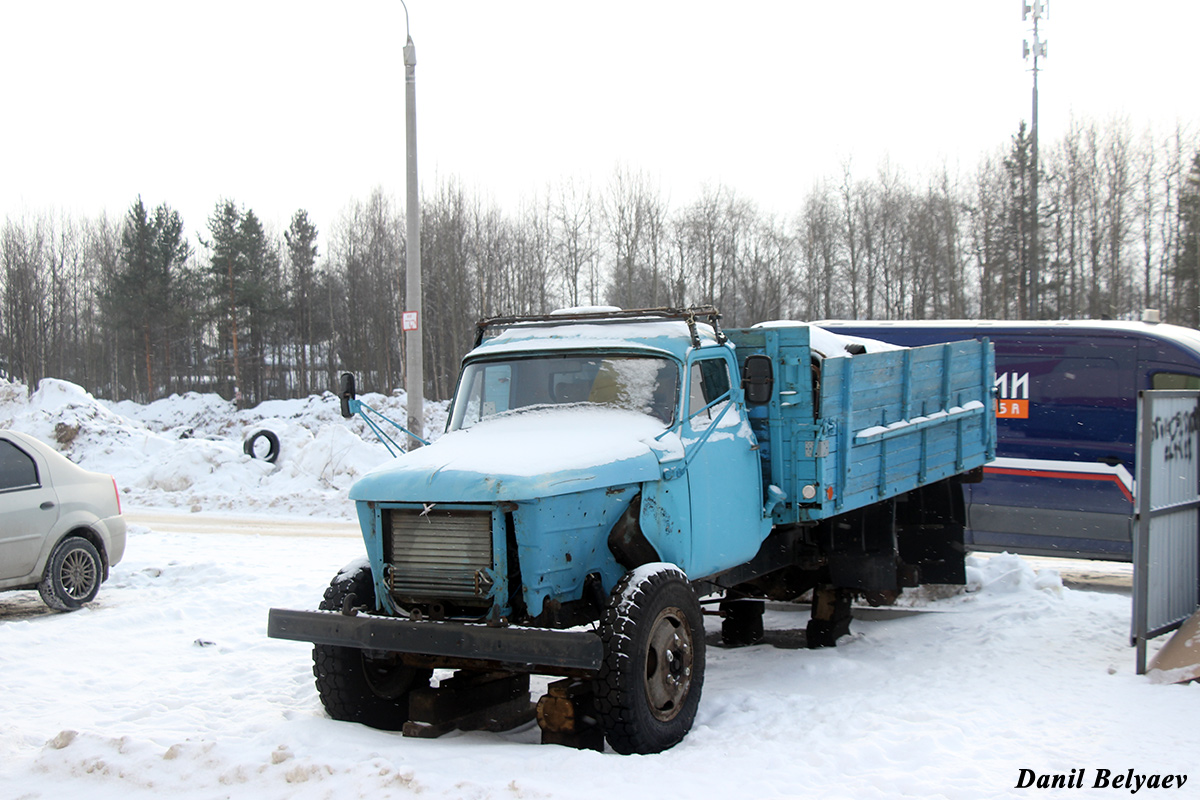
[595,564,705,754]
[311,564,430,730]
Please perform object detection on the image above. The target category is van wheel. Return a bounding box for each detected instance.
[312,564,430,730]
[39,536,102,611]
[594,564,705,754]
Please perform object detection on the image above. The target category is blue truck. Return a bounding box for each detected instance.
[268,308,995,754]
[819,319,1200,561]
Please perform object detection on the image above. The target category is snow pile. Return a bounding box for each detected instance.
[890,552,1064,610]
[966,552,1065,595]
[0,377,448,518]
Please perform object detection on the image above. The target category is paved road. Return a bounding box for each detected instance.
[125,508,360,538]
[1020,554,1133,595]
[123,510,1134,594]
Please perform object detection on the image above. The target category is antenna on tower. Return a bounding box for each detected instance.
[1022,1,1048,319]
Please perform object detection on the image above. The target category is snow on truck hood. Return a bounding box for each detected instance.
[349,406,671,503]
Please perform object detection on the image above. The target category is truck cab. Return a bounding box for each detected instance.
[347,309,771,629]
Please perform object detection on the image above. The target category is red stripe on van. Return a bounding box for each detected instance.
[983,466,1134,502]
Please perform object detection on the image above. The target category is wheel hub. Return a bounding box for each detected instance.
[61,550,96,599]
[644,606,694,722]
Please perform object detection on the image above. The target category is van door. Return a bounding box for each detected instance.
[972,334,1137,558]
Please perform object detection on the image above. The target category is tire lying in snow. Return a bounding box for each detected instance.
[243,429,281,463]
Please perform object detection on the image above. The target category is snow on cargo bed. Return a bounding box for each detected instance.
[752,319,902,358]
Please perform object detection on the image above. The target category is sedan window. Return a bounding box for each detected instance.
[0,440,39,491]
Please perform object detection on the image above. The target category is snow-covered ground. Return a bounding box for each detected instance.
[1,379,1197,799]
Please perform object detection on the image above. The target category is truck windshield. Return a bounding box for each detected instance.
[449,354,680,431]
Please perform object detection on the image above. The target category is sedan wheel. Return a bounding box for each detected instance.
[39,537,102,611]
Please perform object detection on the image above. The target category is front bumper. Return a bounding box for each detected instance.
[267,607,603,673]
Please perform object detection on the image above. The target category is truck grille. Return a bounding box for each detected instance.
[384,507,494,601]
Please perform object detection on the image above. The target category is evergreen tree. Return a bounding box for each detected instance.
[284,210,319,395]
[1003,122,1037,317]
[200,200,284,406]
[202,200,244,403]
[238,209,284,402]
[1175,151,1200,326]
[105,197,190,400]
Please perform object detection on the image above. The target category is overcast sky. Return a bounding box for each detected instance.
[1,0,1195,245]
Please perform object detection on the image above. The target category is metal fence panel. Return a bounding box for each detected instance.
[1132,390,1200,673]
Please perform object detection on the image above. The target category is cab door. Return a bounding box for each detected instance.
[0,437,59,581]
[682,352,766,576]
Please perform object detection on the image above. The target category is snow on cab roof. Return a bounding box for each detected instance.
[471,308,725,360]
[472,313,903,361]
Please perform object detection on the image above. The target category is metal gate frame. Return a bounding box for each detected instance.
[1132,389,1200,674]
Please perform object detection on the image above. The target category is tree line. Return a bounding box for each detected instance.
[2,117,1198,406]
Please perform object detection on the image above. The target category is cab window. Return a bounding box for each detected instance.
[688,358,732,420]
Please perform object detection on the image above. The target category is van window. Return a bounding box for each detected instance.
[1041,357,1126,404]
[1151,372,1200,390]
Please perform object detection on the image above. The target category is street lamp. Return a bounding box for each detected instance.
[401,0,424,449]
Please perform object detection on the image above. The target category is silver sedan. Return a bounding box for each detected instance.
[0,430,126,610]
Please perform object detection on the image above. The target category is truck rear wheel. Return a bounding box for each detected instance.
[311,564,430,730]
[720,598,765,647]
[595,564,705,754]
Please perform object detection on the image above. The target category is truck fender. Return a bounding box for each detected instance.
[607,493,661,569]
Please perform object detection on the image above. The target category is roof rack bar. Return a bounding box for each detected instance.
[474,306,724,348]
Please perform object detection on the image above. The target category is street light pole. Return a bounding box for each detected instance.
[401,3,424,449]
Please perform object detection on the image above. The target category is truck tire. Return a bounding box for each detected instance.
[38,535,102,611]
[311,564,430,730]
[594,564,705,754]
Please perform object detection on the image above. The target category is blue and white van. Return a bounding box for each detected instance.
[819,320,1200,561]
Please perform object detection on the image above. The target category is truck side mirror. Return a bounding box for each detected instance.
[742,355,773,405]
[340,372,357,418]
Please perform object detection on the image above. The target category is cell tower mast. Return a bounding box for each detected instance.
[1023,1,1048,319]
